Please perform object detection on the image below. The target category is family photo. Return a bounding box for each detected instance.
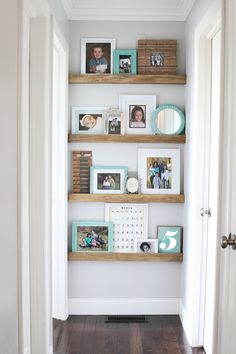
[146,157,172,189]
[74,225,109,252]
[97,173,121,191]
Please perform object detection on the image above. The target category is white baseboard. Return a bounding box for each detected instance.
[68,298,180,315]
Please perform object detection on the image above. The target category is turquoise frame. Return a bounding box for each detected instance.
[157,226,182,254]
[72,220,113,252]
[90,166,128,194]
[113,49,137,74]
[150,104,185,135]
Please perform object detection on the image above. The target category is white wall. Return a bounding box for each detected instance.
[0,1,19,353]
[181,0,221,346]
[68,20,186,314]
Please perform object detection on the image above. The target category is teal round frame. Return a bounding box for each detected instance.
[151,104,185,135]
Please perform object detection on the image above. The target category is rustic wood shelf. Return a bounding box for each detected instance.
[68,193,185,203]
[69,74,186,85]
[68,134,186,144]
[68,252,183,262]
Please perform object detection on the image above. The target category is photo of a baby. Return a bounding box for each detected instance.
[71,107,106,134]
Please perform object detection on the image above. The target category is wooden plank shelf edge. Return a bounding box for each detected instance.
[69,74,187,85]
[68,252,183,262]
[68,193,185,203]
[68,134,186,144]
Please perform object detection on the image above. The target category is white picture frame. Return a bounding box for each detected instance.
[119,94,156,134]
[71,107,107,134]
[105,203,148,252]
[90,166,128,194]
[81,38,116,74]
[138,148,180,194]
[135,239,158,253]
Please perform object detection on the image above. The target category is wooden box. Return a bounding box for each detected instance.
[72,151,92,193]
[138,40,177,75]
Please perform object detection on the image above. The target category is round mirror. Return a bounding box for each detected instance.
[151,104,185,135]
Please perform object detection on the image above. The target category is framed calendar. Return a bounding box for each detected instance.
[105,203,148,253]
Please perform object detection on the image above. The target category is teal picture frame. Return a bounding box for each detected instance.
[151,104,185,135]
[157,226,182,253]
[90,166,128,194]
[113,49,137,74]
[72,221,113,252]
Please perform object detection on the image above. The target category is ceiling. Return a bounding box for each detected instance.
[60,0,197,21]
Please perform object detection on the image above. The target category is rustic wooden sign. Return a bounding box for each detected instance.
[137,40,177,75]
[72,151,92,193]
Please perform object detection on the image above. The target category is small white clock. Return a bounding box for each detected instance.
[126,177,139,194]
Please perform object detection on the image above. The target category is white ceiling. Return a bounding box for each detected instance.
[60,0,197,21]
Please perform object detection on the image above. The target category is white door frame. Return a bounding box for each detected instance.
[52,19,69,321]
[18,0,53,353]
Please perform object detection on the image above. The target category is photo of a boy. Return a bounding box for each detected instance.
[86,43,111,73]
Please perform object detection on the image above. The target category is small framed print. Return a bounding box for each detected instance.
[157,226,182,254]
[138,148,180,194]
[72,221,113,252]
[90,166,128,194]
[71,107,107,134]
[105,203,148,252]
[135,239,158,253]
[103,107,125,135]
[114,49,137,74]
[119,94,156,134]
[81,38,116,74]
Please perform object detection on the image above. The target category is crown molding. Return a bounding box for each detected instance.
[60,0,196,21]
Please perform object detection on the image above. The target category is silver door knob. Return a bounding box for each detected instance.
[221,233,236,250]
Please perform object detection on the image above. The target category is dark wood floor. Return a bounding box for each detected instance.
[53,315,205,354]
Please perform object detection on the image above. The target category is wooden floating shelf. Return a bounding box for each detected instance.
[69,74,186,85]
[68,193,185,203]
[68,134,186,144]
[68,252,183,262]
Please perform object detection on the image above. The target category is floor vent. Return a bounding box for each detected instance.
[106,315,148,323]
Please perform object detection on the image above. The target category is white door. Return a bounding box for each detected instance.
[215,0,236,353]
[203,28,221,354]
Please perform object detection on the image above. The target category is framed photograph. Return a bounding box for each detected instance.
[157,226,182,253]
[105,203,148,252]
[114,49,137,74]
[81,38,116,74]
[72,221,113,252]
[90,166,128,194]
[103,107,125,135]
[119,94,156,134]
[71,107,107,134]
[138,148,180,194]
[135,239,158,253]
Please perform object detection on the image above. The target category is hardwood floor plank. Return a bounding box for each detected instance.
[53,315,205,354]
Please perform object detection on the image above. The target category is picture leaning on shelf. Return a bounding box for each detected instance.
[157,226,183,254]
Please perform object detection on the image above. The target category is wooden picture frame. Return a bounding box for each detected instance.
[157,226,182,253]
[113,49,137,74]
[81,38,116,74]
[72,221,113,252]
[138,148,180,194]
[90,166,128,194]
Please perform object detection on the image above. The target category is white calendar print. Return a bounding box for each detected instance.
[105,203,148,252]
